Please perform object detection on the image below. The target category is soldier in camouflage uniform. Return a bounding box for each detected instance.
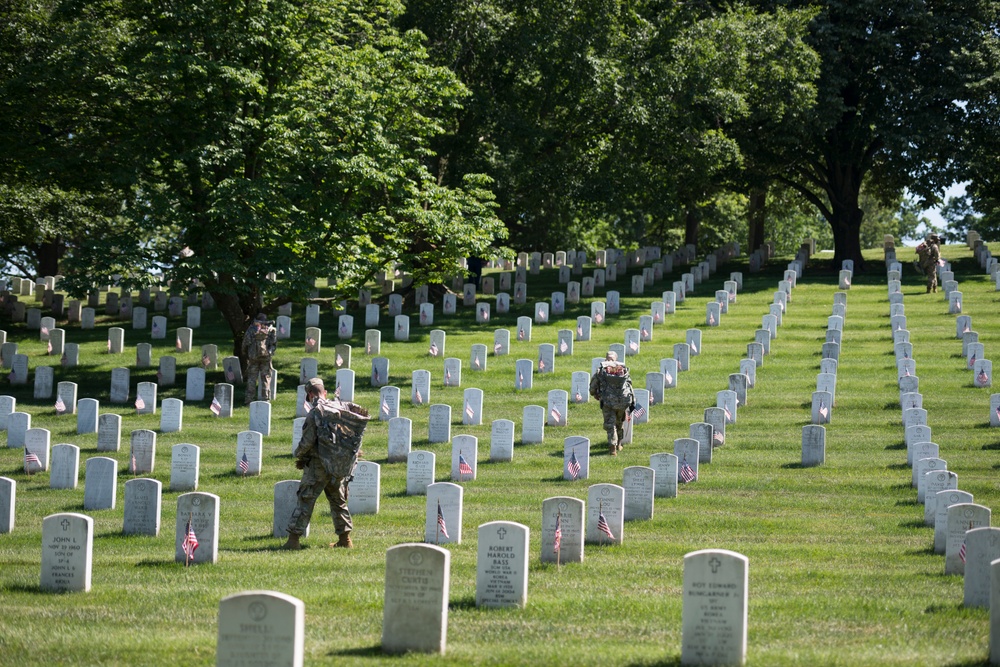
[242,313,277,405]
[283,378,371,550]
[589,351,635,456]
[917,234,942,293]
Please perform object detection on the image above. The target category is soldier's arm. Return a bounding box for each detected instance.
[589,372,601,398]
[266,327,277,354]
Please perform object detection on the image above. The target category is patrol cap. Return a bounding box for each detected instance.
[305,377,325,394]
[256,313,267,322]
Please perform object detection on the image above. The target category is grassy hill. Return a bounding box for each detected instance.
[0,245,997,666]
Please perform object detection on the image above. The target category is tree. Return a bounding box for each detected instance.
[754,0,1000,270]
[46,0,504,364]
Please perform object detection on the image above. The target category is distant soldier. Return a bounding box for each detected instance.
[241,313,277,404]
[916,234,943,293]
[589,351,635,455]
[283,377,371,550]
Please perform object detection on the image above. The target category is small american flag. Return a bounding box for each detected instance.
[415,389,423,404]
[175,337,182,350]
[420,311,427,324]
[210,396,222,415]
[308,337,317,350]
[239,452,249,475]
[131,450,137,473]
[654,313,661,323]
[381,399,390,416]
[631,405,646,421]
[538,311,546,321]
[334,383,341,399]
[445,368,452,384]
[641,328,649,340]
[61,353,67,366]
[366,341,372,354]
[628,340,638,352]
[335,353,343,367]
[47,340,52,354]
[560,340,568,353]
[538,358,546,371]
[679,461,695,483]
[904,367,911,377]
[182,518,199,562]
[518,328,525,341]
[595,312,603,323]
[724,405,733,422]
[24,449,41,469]
[709,312,716,326]
[575,392,582,402]
[225,369,234,382]
[956,301,962,311]
[55,397,66,414]
[978,369,989,385]
[473,356,481,369]
[202,354,210,367]
[553,513,562,552]
[969,354,976,369]
[844,277,851,287]
[818,402,828,419]
[577,324,583,338]
[302,400,312,413]
[458,453,473,476]
[397,322,404,333]
[995,405,1000,423]
[597,509,615,540]
[41,326,49,335]
[436,500,449,539]
[690,340,698,353]
[713,430,724,444]
[959,540,967,563]
[964,323,971,333]
[279,324,287,335]
[465,402,474,420]
[550,406,562,423]
[480,308,488,321]
[664,372,673,385]
[429,342,438,356]
[518,370,525,387]
[107,339,112,352]
[567,448,581,479]
[494,341,502,355]
[340,322,347,335]
[135,396,146,411]
[153,323,161,334]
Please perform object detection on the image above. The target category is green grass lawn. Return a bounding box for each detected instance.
[1,245,998,666]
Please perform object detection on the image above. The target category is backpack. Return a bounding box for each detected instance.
[599,365,633,410]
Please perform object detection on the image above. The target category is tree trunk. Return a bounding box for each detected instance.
[684,208,700,249]
[747,188,766,254]
[824,158,867,271]
[35,238,63,278]
[211,290,254,371]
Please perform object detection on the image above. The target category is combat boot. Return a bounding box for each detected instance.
[332,532,353,548]
[281,534,302,550]
[609,444,617,456]
[932,286,937,293]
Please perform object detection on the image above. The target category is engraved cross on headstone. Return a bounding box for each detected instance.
[709,556,722,573]
[497,528,507,540]
[61,518,71,531]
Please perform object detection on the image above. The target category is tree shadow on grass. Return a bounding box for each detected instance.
[981,442,1000,451]
[449,595,477,611]
[327,645,382,658]
[895,498,920,507]
[780,462,804,469]
[883,401,901,410]
[625,658,682,667]
[899,519,926,529]
[885,441,906,450]
[904,547,937,556]
[886,462,909,470]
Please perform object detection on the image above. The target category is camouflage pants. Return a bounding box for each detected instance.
[287,461,352,537]
[925,267,938,291]
[602,405,626,448]
[245,358,273,403]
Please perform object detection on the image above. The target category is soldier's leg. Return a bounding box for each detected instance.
[325,477,353,546]
[615,408,626,449]
[286,467,323,539]
[602,406,618,452]
[245,360,259,405]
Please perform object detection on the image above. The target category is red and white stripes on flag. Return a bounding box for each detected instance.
[664,372,673,385]
[415,389,423,404]
[959,540,967,563]
[55,397,66,414]
[818,402,829,419]
[597,509,615,540]
[210,397,222,415]
[24,449,41,470]
[239,452,249,475]
[550,406,562,424]
[494,341,502,355]
[679,461,695,483]
[465,402,475,421]
[566,449,581,479]
[628,340,638,352]
[724,405,733,422]
[978,369,989,385]
[630,405,646,421]
[182,518,199,561]
[381,399,390,416]
[135,396,146,411]
[553,513,562,552]
[436,500,449,539]
[560,340,568,353]
[335,353,343,367]
[429,342,439,356]
[458,453,473,476]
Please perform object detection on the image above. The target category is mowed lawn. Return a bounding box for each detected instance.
[0,244,998,666]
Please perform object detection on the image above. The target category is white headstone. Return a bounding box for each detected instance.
[83,456,118,510]
[41,513,93,592]
[217,591,305,667]
[681,549,749,666]
[382,544,450,655]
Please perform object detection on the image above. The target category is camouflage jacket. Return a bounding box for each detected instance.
[242,322,277,360]
[294,397,371,479]
[589,361,634,410]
